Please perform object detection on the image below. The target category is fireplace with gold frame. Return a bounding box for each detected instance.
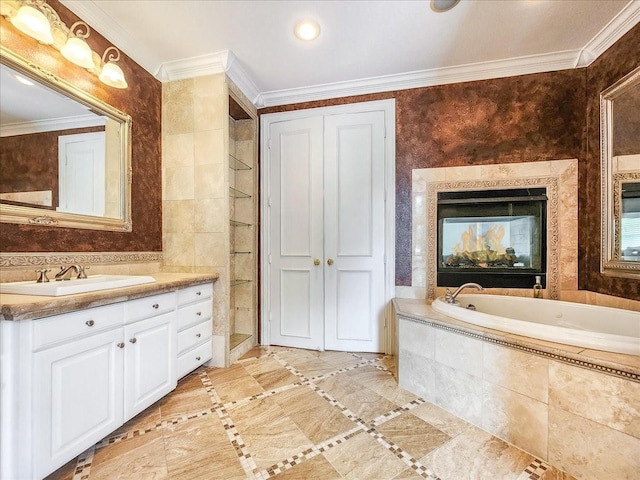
[437,188,547,288]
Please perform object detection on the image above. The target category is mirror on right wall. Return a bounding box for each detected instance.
[600,65,640,277]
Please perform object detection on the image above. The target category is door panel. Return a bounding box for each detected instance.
[337,124,373,257]
[268,117,324,350]
[280,269,312,338]
[336,270,372,341]
[324,111,386,352]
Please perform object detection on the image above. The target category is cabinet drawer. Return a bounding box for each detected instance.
[33,303,124,351]
[178,300,213,330]
[177,341,212,379]
[178,283,213,306]
[178,319,212,355]
[125,292,176,323]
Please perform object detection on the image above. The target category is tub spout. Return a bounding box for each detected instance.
[445,282,484,304]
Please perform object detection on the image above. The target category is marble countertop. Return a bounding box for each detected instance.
[394,298,639,380]
[0,272,218,321]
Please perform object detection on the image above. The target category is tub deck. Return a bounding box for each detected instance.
[394,298,640,382]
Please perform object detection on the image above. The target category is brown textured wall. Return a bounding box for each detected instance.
[0,0,162,252]
[0,126,103,208]
[260,70,587,287]
[583,24,640,299]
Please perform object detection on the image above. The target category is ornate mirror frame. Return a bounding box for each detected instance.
[600,65,640,277]
[0,46,133,232]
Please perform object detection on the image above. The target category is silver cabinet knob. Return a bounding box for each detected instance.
[85,320,95,327]
[152,303,159,309]
[196,291,202,296]
[129,338,137,344]
[196,311,202,316]
[117,343,125,349]
[196,356,201,361]
[196,333,201,338]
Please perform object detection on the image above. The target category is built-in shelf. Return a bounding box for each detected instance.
[231,279,251,287]
[229,187,251,198]
[230,333,252,350]
[229,154,251,171]
[230,219,251,227]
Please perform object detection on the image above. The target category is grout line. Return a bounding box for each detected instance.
[518,458,551,480]
[74,350,434,479]
[72,444,95,480]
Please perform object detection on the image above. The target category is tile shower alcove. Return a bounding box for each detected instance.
[408,159,578,300]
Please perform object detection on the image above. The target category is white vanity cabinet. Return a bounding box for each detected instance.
[32,305,125,479]
[0,280,214,480]
[123,292,177,421]
[176,283,213,378]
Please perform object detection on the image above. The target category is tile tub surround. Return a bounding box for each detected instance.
[45,346,574,480]
[411,159,578,300]
[395,298,640,480]
[0,272,218,321]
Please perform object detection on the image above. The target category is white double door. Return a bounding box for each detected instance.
[262,101,393,352]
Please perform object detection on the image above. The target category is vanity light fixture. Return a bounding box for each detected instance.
[99,46,127,89]
[9,1,54,44]
[294,19,321,41]
[2,0,128,88]
[61,21,95,69]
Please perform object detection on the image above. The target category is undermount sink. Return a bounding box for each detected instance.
[0,275,156,297]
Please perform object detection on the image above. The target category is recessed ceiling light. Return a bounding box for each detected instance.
[430,0,461,13]
[294,19,320,41]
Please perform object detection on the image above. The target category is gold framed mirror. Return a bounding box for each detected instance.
[600,65,640,277]
[0,46,132,231]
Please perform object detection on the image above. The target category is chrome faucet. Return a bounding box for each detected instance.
[54,265,87,281]
[445,282,484,304]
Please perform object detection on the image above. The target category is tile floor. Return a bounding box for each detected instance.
[46,346,575,480]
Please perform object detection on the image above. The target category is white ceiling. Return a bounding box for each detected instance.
[60,0,640,107]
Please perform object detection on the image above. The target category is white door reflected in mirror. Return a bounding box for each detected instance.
[58,132,106,217]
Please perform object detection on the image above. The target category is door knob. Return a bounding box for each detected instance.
[314,258,321,266]
[327,258,334,266]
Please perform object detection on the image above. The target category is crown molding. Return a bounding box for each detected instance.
[155,51,228,82]
[0,114,105,137]
[257,50,582,107]
[576,0,640,67]
[61,0,640,109]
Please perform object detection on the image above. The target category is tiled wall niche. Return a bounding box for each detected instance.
[162,74,258,367]
[398,315,640,480]
[407,159,578,301]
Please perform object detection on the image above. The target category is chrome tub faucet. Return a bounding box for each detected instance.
[445,282,484,304]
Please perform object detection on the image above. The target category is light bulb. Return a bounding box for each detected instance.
[99,61,127,89]
[294,20,320,41]
[11,5,54,44]
[62,36,95,69]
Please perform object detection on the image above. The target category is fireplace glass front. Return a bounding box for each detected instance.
[437,188,547,289]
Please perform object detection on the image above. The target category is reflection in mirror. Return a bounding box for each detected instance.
[0,46,132,231]
[619,181,640,261]
[601,65,640,276]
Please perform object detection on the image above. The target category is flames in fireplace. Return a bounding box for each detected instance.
[446,224,517,268]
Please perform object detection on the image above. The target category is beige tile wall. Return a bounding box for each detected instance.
[162,73,229,367]
[410,159,578,300]
[398,316,640,480]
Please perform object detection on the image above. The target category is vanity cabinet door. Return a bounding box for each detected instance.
[33,328,124,479]
[123,311,176,421]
